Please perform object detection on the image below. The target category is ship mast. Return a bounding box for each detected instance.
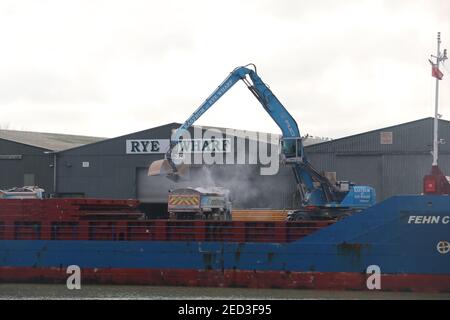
[431,32,447,166]
[423,32,449,195]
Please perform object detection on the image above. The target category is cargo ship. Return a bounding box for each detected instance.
[0,188,449,292]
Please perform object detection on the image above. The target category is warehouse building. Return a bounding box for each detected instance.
[0,129,104,193]
[306,117,449,201]
[0,117,446,214]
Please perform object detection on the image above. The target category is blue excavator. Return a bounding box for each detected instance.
[149,64,376,219]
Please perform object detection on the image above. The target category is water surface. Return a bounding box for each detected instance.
[1,284,449,300]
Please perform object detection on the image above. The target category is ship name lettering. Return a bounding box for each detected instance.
[407,215,449,224]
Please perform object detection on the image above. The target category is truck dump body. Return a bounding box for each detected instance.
[0,195,449,292]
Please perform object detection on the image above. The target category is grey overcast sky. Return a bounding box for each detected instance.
[1,0,449,139]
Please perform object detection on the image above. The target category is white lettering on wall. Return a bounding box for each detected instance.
[126,140,170,154]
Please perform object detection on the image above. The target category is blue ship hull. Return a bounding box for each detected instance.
[1,195,450,291]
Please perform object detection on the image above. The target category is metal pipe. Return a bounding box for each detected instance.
[44,151,57,197]
[433,32,441,166]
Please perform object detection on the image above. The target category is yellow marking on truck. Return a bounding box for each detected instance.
[169,195,200,206]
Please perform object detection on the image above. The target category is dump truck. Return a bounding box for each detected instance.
[167,187,232,220]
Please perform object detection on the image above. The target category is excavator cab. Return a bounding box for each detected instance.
[280,137,304,163]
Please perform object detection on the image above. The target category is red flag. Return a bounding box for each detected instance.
[432,64,444,80]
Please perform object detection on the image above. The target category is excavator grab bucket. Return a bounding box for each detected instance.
[148,159,189,180]
[148,159,172,176]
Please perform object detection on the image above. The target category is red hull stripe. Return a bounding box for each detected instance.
[1,267,450,293]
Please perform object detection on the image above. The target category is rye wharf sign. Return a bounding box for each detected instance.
[175,138,231,153]
[126,140,169,154]
[126,139,231,154]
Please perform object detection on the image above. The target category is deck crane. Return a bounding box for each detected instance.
[149,64,376,219]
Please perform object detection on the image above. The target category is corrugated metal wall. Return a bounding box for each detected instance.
[305,118,450,201]
[306,118,434,154]
[0,139,54,192]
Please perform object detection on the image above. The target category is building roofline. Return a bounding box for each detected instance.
[0,129,106,152]
[305,117,439,149]
[3,117,436,153]
[0,137,51,152]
